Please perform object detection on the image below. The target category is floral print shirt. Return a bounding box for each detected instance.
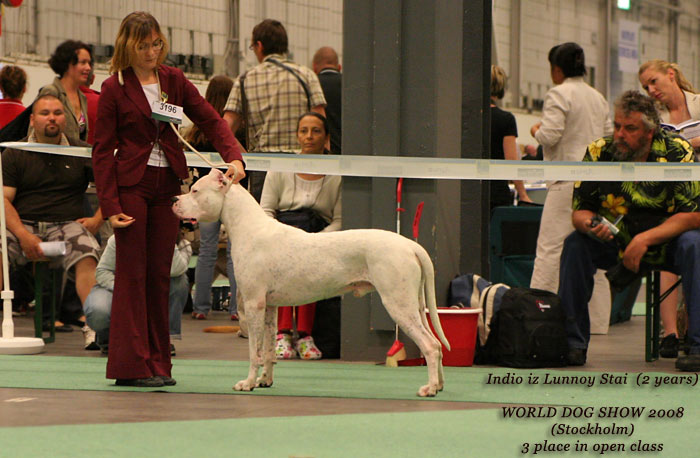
[573,129,700,265]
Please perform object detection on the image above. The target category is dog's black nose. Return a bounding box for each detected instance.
[171,196,179,203]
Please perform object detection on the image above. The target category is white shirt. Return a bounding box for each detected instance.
[142,83,170,167]
[293,175,325,208]
[535,77,612,166]
[259,171,342,232]
[658,90,700,124]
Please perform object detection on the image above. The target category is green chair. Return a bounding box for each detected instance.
[645,271,682,362]
[31,259,61,344]
[489,206,543,287]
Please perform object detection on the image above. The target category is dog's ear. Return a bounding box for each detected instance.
[208,168,230,190]
[208,168,225,179]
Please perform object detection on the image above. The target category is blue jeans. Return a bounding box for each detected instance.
[193,220,236,316]
[83,274,190,348]
[558,229,700,353]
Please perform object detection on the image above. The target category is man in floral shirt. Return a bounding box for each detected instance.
[559,90,700,370]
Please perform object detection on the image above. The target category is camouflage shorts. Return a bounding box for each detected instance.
[7,220,100,277]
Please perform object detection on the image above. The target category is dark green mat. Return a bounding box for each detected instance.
[1,408,698,457]
[0,355,697,407]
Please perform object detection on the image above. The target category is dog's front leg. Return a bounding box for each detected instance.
[234,297,266,391]
[256,305,277,387]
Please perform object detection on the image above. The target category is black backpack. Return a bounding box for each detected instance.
[492,287,568,368]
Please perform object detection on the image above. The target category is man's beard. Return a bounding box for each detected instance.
[43,124,60,138]
[612,140,648,161]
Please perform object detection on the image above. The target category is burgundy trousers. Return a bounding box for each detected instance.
[106,166,181,380]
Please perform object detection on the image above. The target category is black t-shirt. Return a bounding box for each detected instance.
[3,137,93,222]
[490,106,518,208]
[318,69,342,154]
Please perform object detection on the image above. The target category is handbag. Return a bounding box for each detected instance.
[276,208,329,233]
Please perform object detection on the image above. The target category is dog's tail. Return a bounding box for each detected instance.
[415,246,451,351]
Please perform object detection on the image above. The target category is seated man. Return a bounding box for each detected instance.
[558,90,700,369]
[1,94,103,348]
[83,234,192,356]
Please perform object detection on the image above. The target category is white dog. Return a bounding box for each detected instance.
[172,169,450,397]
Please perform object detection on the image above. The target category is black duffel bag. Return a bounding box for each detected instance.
[492,287,568,368]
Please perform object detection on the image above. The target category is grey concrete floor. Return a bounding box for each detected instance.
[0,309,677,427]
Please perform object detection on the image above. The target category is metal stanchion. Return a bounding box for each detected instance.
[0,151,44,354]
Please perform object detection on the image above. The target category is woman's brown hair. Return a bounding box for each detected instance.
[0,65,27,99]
[183,75,234,147]
[109,11,169,74]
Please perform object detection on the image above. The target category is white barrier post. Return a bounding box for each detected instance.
[0,149,44,354]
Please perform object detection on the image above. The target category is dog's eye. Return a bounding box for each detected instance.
[192,190,198,193]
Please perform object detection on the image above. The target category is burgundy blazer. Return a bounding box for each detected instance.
[92,65,243,218]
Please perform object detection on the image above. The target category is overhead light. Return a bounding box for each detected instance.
[617,0,631,10]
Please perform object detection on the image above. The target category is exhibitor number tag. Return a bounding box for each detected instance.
[151,100,183,124]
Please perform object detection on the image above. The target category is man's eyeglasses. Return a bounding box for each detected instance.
[137,39,164,52]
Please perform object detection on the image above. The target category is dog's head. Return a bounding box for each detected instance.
[172,168,230,222]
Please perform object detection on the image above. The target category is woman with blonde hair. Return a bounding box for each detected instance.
[489,65,530,210]
[639,59,700,148]
[92,12,245,387]
[639,59,698,358]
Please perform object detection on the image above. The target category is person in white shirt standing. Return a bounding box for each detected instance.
[529,42,613,334]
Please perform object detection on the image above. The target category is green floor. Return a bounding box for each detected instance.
[1,356,698,456]
[0,355,692,405]
[1,405,697,457]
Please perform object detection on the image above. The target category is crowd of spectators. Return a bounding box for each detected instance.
[0,14,341,385]
[3,13,700,380]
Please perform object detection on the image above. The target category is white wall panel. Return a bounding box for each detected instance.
[0,0,330,88]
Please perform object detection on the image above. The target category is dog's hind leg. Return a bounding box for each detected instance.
[419,293,444,391]
[256,305,277,388]
[385,302,442,397]
[234,297,266,391]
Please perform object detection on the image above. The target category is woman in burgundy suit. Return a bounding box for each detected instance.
[92,12,245,387]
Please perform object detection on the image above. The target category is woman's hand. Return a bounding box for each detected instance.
[225,160,246,183]
[76,215,104,235]
[109,213,135,228]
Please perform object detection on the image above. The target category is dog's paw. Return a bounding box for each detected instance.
[233,380,255,391]
[417,384,438,397]
[255,377,273,388]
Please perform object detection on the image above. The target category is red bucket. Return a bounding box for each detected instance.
[426,308,481,367]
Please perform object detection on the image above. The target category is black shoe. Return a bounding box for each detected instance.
[115,377,165,387]
[675,353,700,372]
[567,348,587,366]
[170,343,176,357]
[659,334,679,358]
[682,334,690,355]
[157,375,177,386]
